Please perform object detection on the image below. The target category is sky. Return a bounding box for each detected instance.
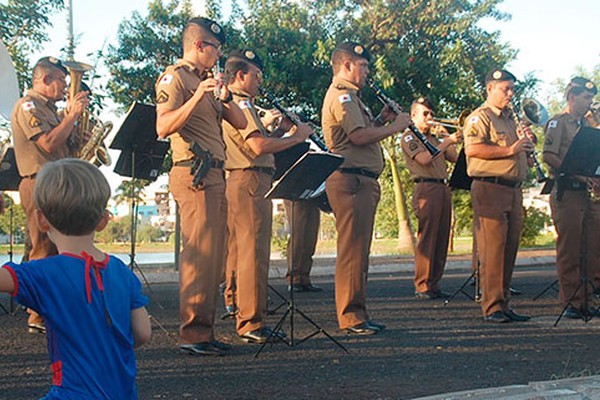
[2,0,600,192]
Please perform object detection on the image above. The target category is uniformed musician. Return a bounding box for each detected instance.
[401,97,459,299]
[222,49,312,344]
[155,17,246,356]
[285,200,322,293]
[542,77,600,319]
[321,42,411,335]
[11,56,90,333]
[463,69,533,323]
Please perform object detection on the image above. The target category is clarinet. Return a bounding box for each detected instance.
[367,79,441,157]
[260,90,329,152]
[507,104,548,183]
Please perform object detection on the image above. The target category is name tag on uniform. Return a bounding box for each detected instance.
[338,94,352,104]
[159,74,173,85]
[22,101,35,111]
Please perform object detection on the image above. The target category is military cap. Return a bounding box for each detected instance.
[413,96,436,113]
[335,41,371,62]
[227,49,264,71]
[34,56,68,75]
[187,17,226,44]
[565,76,598,97]
[485,68,517,83]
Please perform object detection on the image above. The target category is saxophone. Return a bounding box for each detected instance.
[63,60,112,166]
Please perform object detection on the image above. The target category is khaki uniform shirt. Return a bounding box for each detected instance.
[11,90,71,177]
[543,112,587,171]
[321,77,384,174]
[401,131,448,179]
[155,59,224,163]
[223,90,274,170]
[463,102,527,182]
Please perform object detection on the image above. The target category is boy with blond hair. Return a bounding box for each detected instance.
[0,158,151,399]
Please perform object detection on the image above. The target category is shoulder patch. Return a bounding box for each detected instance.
[545,136,553,146]
[548,120,558,129]
[159,74,174,85]
[29,116,41,128]
[22,101,35,111]
[238,100,251,110]
[156,90,169,104]
[468,116,479,124]
[466,129,478,137]
[404,134,414,143]
[338,94,352,104]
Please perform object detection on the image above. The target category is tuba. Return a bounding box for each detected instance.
[63,61,112,166]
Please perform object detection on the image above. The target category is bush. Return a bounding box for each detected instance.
[520,206,552,247]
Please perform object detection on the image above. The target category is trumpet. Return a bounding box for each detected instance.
[367,79,440,157]
[507,98,549,183]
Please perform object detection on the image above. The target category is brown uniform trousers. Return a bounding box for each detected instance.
[550,189,600,308]
[471,181,523,316]
[223,207,238,309]
[412,182,452,293]
[284,200,320,285]
[326,171,380,329]
[226,170,272,336]
[170,166,227,344]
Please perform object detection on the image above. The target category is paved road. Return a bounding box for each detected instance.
[2,251,600,399]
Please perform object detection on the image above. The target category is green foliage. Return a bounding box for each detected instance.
[0,0,64,92]
[136,224,164,243]
[520,206,552,247]
[95,217,131,243]
[451,190,474,236]
[104,0,194,108]
[0,194,27,242]
[113,179,149,206]
[271,211,288,252]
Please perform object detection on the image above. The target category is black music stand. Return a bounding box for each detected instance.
[254,151,347,357]
[445,149,480,304]
[0,148,21,315]
[553,126,600,325]
[111,102,169,294]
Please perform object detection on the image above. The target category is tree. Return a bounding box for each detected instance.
[113,179,148,207]
[0,0,65,92]
[104,0,194,109]
[0,193,27,242]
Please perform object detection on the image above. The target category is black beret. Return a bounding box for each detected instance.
[227,49,264,71]
[335,41,371,62]
[485,68,517,83]
[413,96,436,112]
[34,56,68,75]
[187,17,226,44]
[565,76,598,96]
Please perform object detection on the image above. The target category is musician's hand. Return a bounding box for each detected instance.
[67,91,90,118]
[519,125,537,144]
[292,123,312,142]
[261,109,282,128]
[390,112,412,133]
[194,78,219,100]
[381,103,401,123]
[447,132,461,145]
[511,137,535,155]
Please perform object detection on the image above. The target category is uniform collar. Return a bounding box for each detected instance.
[230,87,252,100]
[175,58,206,78]
[332,76,360,92]
[27,89,55,108]
[484,101,509,118]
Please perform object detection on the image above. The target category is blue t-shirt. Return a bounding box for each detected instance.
[3,252,148,400]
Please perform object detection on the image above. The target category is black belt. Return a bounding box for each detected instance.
[241,166,276,176]
[473,177,522,188]
[413,178,448,184]
[339,168,379,179]
[174,159,225,169]
[560,178,587,191]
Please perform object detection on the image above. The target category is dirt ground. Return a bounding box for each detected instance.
[2,257,600,400]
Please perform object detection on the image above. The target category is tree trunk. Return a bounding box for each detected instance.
[387,152,416,253]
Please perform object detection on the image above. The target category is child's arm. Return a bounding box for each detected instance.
[0,267,15,293]
[131,307,151,348]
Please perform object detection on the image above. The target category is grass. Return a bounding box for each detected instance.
[0,234,555,257]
